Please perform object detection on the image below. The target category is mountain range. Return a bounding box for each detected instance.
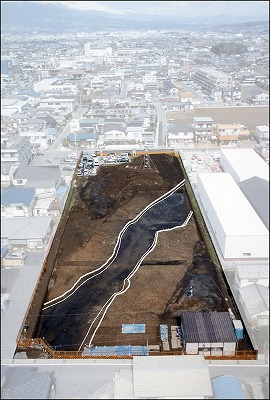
[1,1,269,32]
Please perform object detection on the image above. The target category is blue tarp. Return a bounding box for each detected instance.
[212,375,246,399]
[122,324,145,334]
[83,345,148,356]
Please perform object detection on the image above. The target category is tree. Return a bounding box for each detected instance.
[62,138,69,147]
[211,42,248,56]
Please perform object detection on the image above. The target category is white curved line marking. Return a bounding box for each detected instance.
[43,180,186,309]
[41,180,193,351]
[79,210,193,350]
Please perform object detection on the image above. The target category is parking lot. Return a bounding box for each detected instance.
[179,149,221,187]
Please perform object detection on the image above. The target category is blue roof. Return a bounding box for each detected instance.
[68,132,96,141]
[1,187,35,207]
[212,375,246,399]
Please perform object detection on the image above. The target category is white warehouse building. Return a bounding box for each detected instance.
[197,173,269,261]
[219,148,269,183]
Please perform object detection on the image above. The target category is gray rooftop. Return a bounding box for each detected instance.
[239,176,269,229]
[239,283,269,316]
[12,166,60,186]
[1,216,52,240]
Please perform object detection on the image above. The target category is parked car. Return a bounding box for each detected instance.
[117,156,130,163]
[106,152,116,158]
[5,250,26,260]
[63,164,75,171]
[104,157,117,164]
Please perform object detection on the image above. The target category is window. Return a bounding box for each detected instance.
[15,206,23,210]
[243,253,251,256]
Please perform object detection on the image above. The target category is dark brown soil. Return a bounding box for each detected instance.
[24,153,238,352]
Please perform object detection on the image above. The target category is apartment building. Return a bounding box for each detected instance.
[193,117,214,143]
[193,67,234,98]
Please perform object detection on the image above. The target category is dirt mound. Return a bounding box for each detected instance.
[77,154,184,219]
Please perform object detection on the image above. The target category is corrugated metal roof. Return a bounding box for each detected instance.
[236,264,269,280]
[239,283,269,315]
[2,372,52,399]
[133,355,213,398]
[113,370,134,399]
[181,311,237,343]
[212,375,245,399]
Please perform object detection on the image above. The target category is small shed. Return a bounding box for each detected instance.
[181,311,237,356]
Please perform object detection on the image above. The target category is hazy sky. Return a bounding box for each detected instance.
[35,1,269,19]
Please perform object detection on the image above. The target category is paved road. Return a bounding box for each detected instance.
[50,106,86,151]
[154,101,167,146]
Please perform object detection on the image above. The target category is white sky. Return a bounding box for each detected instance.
[34,1,269,19]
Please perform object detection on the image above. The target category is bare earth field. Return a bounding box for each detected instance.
[24,154,238,352]
[167,106,269,133]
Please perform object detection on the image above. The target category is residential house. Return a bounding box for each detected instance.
[18,119,50,151]
[231,87,242,101]
[234,264,269,288]
[180,311,238,356]
[103,122,127,144]
[193,117,214,143]
[255,125,269,142]
[67,130,96,148]
[222,87,242,101]
[238,283,269,326]
[33,197,60,218]
[166,101,182,112]
[180,57,193,74]
[91,93,110,107]
[255,141,269,162]
[163,80,179,96]
[210,87,223,101]
[1,98,30,117]
[250,90,269,105]
[126,122,144,144]
[1,136,32,170]
[79,118,104,134]
[10,165,61,200]
[1,187,36,218]
[33,77,78,96]
[89,77,105,92]
[215,123,241,145]
[167,124,194,147]
[179,91,193,108]
[37,96,77,113]
[1,216,53,250]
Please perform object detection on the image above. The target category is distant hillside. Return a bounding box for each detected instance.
[1,1,269,32]
[1,1,153,31]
